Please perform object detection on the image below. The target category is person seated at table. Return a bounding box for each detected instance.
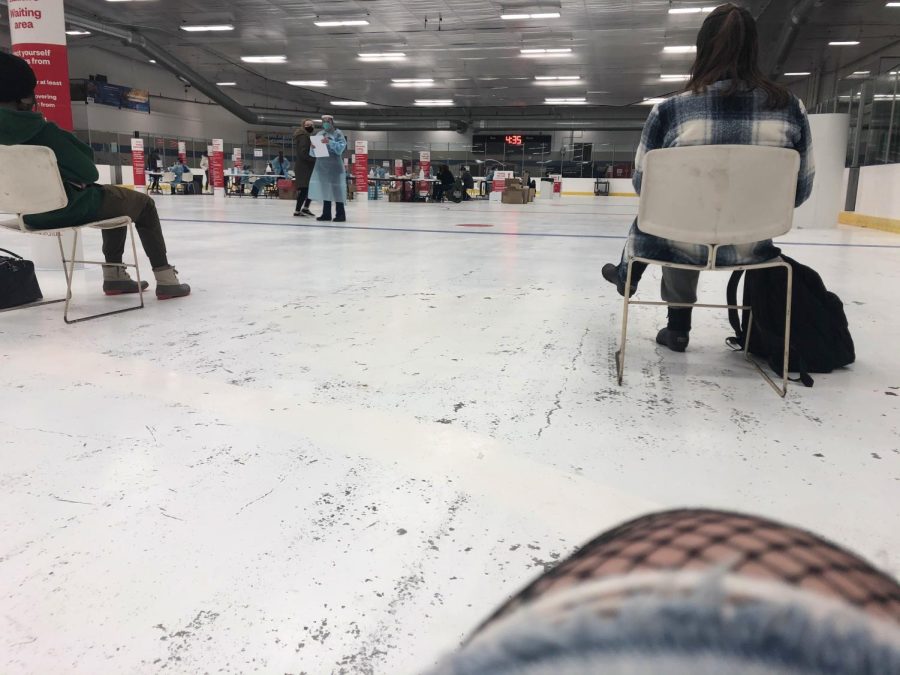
[461,168,474,200]
[251,152,290,198]
[0,52,190,299]
[434,165,455,202]
[169,160,192,193]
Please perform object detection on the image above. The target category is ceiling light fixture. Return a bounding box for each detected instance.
[148,59,157,64]
[544,97,587,104]
[534,75,582,85]
[501,12,561,19]
[829,41,860,46]
[663,45,696,53]
[852,70,870,75]
[414,99,454,106]
[640,98,666,105]
[391,78,434,87]
[65,30,91,36]
[886,2,900,6]
[314,20,370,27]
[358,52,406,61]
[241,55,287,63]
[784,72,812,76]
[287,80,328,86]
[668,6,716,14]
[217,82,237,86]
[180,24,234,32]
[660,74,690,80]
[330,100,368,106]
[520,48,572,58]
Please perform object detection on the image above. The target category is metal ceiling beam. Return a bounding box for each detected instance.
[768,0,822,77]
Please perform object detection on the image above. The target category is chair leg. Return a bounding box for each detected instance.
[62,224,145,324]
[616,259,635,386]
[781,262,794,397]
[62,229,79,322]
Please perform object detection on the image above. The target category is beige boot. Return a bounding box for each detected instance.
[153,265,191,300]
[102,265,149,296]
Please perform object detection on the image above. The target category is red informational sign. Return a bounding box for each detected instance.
[211,138,225,192]
[233,147,243,170]
[354,140,369,195]
[8,0,73,130]
[492,170,511,193]
[394,159,404,175]
[130,137,146,189]
[177,141,186,164]
[419,150,431,195]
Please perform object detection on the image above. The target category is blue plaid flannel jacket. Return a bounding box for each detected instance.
[627,80,816,267]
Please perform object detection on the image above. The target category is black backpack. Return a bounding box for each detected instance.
[726,254,855,387]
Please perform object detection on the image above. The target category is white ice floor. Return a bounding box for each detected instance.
[1,195,899,674]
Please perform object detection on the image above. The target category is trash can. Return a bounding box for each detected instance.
[538,177,553,200]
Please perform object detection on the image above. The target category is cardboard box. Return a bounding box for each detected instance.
[386,187,403,202]
[502,188,527,204]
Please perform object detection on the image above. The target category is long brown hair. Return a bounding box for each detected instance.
[686,3,790,109]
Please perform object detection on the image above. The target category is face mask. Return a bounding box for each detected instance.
[304,125,314,132]
[323,122,333,130]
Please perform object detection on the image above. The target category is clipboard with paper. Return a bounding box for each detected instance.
[311,134,330,158]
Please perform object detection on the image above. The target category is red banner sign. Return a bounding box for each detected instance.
[177,141,186,164]
[354,140,368,195]
[8,0,73,130]
[211,138,225,192]
[419,150,431,195]
[131,137,146,189]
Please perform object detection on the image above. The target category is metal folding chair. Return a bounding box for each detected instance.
[0,145,144,324]
[615,146,800,397]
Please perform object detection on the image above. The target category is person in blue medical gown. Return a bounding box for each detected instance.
[307,114,348,222]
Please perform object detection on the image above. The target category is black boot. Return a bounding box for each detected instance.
[602,262,644,298]
[333,202,346,222]
[656,307,692,352]
[317,201,332,221]
[250,187,259,198]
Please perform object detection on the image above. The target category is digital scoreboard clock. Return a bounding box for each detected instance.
[472,134,551,153]
[504,135,523,146]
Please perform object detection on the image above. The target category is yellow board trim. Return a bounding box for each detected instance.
[560,191,639,197]
[838,211,900,234]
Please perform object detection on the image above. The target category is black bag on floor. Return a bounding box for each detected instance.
[726,254,855,387]
[0,248,43,310]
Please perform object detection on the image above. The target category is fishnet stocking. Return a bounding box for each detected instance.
[480,509,900,632]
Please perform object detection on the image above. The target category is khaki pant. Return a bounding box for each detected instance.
[95,185,169,269]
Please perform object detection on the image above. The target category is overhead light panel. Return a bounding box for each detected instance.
[330,100,368,106]
[314,19,370,27]
[668,6,716,14]
[660,74,690,80]
[663,45,696,53]
[217,82,237,86]
[544,97,587,104]
[148,59,157,64]
[180,24,234,32]
[241,55,287,63]
[784,72,811,76]
[887,2,900,6]
[852,71,870,75]
[65,30,91,35]
[502,12,561,19]
[288,80,328,86]
[640,98,666,105]
[829,41,860,46]
[534,75,582,85]
[414,99,454,106]
[391,78,434,87]
[520,48,572,58]
[358,52,406,61]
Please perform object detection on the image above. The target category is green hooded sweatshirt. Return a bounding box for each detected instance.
[0,109,103,229]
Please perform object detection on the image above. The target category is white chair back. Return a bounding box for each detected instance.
[0,145,68,217]
[637,146,800,246]
[162,172,177,182]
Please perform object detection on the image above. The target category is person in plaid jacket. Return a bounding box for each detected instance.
[603,3,815,352]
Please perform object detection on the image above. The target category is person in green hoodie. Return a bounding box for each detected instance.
[0,52,189,299]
